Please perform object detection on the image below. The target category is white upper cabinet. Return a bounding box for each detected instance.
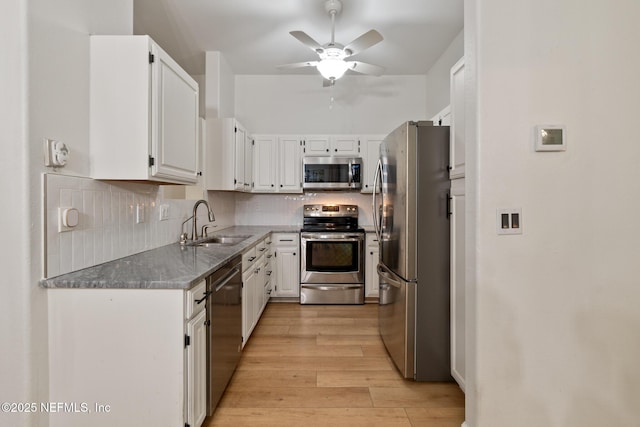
[278,136,303,192]
[253,135,277,192]
[430,105,452,127]
[252,135,303,193]
[303,135,331,155]
[449,57,465,179]
[331,135,360,156]
[204,118,253,191]
[360,135,385,193]
[302,135,360,156]
[90,35,199,184]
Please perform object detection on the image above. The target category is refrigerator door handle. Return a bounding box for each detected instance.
[372,159,383,242]
[377,263,406,289]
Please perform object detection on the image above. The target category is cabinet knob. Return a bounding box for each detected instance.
[370,251,374,255]
[280,184,283,187]
[326,149,329,152]
[334,149,337,152]
[271,184,274,187]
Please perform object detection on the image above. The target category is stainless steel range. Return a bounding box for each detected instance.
[300,204,365,305]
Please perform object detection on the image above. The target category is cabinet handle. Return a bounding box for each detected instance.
[248,256,256,262]
[326,149,329,152]
[370,251,374,255]
[334,149,337,152]
[271,184,274,187]
[293,252,296,256]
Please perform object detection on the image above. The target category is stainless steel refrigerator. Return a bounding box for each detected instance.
[373,121,452,381]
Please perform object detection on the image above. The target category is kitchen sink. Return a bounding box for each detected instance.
[187,235,252,247]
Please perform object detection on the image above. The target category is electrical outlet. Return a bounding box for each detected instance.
[135,204,145,224]
[497,208,522,235]
[159,204,170,221]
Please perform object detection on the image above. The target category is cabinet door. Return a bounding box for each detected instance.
[303,135,331,155]
[450,58,465,179]
[365,233,380,298]
[361,135,384,193]
[331,135,360,156]
[450,178,466,391]
[151,43,199,184]
[253,135,277,192]
[242,268,256,346]
[244,134,254,192]
[234,124,247,190]
[274,246,300,297]
[278,136,303,193]
[186,309,207,427]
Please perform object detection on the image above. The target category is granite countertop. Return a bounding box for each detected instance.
[40,225,301,290]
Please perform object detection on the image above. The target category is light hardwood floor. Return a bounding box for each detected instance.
[204,302,464,427]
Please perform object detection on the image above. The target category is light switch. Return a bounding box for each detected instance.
[497,208,522,235]
[159,204,170,221]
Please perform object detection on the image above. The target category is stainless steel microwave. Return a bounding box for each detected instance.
[303,157,362,190]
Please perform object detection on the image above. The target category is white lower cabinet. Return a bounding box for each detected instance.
[365,232,380,299]
[272,233,300,298]
[450,178,466,391]
[47,282,208,427]
[185,308,207,427]
[242,237,273,346]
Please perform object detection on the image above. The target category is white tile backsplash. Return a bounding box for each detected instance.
[44,174,214,278]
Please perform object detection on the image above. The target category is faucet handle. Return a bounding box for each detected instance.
[201,224,216,237]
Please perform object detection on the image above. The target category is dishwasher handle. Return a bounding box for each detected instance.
[212,267,241,293]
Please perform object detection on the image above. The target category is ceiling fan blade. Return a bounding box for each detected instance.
[343,30,383,56]
[277,61,318,70]
[289,31,324,53]
[347,61,385,76]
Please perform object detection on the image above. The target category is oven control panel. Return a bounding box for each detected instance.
[303,204,358,217]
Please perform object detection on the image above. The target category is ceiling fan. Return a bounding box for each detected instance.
[278,0,384,86]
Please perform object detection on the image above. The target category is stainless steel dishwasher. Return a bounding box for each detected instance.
[206,255,242,415]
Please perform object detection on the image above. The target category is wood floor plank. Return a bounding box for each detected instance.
[226,370,317,389]
[237,355,394,371]
[218,386,373,408]
[404,408,466,427]
[317,334,385,346]
[206,408,412,427]
[317,370,408,388]
[288,324,380,336]
[369,383,465,408]
[259,317,356,326]
[243,343,364,357]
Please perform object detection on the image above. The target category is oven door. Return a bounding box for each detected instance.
[300,232,364,284]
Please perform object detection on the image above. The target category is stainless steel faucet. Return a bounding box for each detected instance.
[191,199,215,240]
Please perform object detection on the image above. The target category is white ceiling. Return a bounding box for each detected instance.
[133,0,464,77]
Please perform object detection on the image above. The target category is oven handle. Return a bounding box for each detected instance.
[301,233,364,241]
[301,284,363,291]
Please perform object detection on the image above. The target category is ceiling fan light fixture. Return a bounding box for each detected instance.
[317,58,349,80]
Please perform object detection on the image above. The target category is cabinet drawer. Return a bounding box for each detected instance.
[272,233,299,246]
[242,246,257,271]
[185,280,207,320]
[255,238,268,257]
[366,232,379,247]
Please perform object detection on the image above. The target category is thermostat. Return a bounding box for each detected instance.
[535,125,566,152]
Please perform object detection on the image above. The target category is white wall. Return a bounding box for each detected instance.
[235,74,427,135]
[205,51,235,118]
[0,1,30,427]
[470,1,640,426]
[0,1,134,426]
[425,30,464,118]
